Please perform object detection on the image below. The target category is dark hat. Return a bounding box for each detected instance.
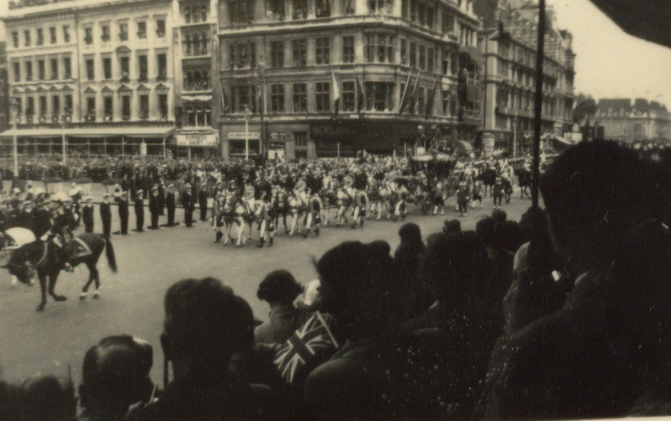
[257,270,303,304]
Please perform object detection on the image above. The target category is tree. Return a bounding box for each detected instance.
[572,93,597,124]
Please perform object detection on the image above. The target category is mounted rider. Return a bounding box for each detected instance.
[45,192,76,272]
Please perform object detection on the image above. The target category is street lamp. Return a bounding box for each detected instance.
[9,98,19,178]
[60,116,68,165]
[244,105,251,161]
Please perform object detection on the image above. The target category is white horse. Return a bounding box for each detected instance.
[0,227,37,286]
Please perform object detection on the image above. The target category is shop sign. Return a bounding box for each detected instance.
[176,133,218,146]
[228,132,260,140]
[267,142,285,149]
[269,132,292,141]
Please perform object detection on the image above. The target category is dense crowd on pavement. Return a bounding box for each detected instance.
[4,139,671,420]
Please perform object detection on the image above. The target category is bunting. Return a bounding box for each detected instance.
[331,66,340,117]
[354,72,365,114]
[398,69,414,114]
[425,75,439,119]
[408,71,421,114]
[220,81,230,114]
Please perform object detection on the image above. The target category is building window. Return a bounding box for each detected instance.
[232,85,257,113]
[342,0,355,14]
[342,36,355,63]
[84,27,93,45]
[417,86,424,115]
[315,82,330,112]
[63,57,71,79]
[268,0,286,20]
[270,84,285,113]
[156,19,166,37]
[83,59,93,81]
[418,45,426,70]
[138,55,148,82]
[293,0,308,20]
[104,96,113,120]
[418,2,425,25]
[13,62,20,82]
[409,42,416,67]
[63,25,70,43]
[24,30,31,47]
[140,95,149,119]
[230,43,255,69]
[119,23,128,41]
[157,53,167,80]
[39,96,47,116]
[25,61,32,81]
[26,97,35,117]
[427,47,434,72]
[365,82,393,111]
[12,32,18,48]
[365,34,394,63]
[270,41,284,68]
[442,12,454,34]
[37,28,44,46]
[64,95,72,115]
[400,38,407,65]
[159,94,168,119]
[120,56,130,81]
[426,6,433,29]
[137,22,147,39]
[292,39,307,67]
[103,57,112,80]
[122,96,131,120]
[184,34,192,56]
[295,132,307,147]
[199,32,208,55]
[52,96,60,116]
[315,37,330,65]
[50,58,58,80]
[38,59,45,80]
[292,83,307,112]
[342,81,355,112]
[368,0,390,14]
[442,90,450,115]
[230,0,254,25]
[50,27,57,44]
[316,0,331,17]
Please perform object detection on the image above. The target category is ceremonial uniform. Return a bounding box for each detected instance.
[165,187,177,227]
[149,188,162,230]
[182,186,194,227]
[198,183,208,221]
[117,193,129,235]
[134,192,145,232]
[82,201,94,233]
[100,198,112,238]
[31,206,51,239]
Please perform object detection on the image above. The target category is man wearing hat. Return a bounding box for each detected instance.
[198,180,209,222]
[30,195,52,239]
[148,185,161,230]
[100,194,112,238]
[113,191,130,235]
[182,184,194,228]
[45,192,75,271]
[163,184,178,227]
[133,190,145,233]
[82,196,95,233]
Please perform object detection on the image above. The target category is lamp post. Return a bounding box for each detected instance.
[257,57,266,163]
[9,98,19,178]
[60,117,67,165]
[244,105,250,161]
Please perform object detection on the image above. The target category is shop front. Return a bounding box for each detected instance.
[175,131,219,159]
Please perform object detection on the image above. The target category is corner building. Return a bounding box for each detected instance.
[217,0,484,160]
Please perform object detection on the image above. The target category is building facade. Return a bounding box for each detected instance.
[217,0,484,160]
[596,98,671,143]
[2,0,176,158]
[475,0,575,155]
[0,42,8,135]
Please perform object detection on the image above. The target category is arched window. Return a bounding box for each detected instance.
[195,105,203,126]
[186,70,193,90]
[192,33,201,55]
[200,32,208,55]
[187,105,196,126]
[184,6,191,23]
[201,5,208,22]
[184,33,192,56]
[192,6,201,23]
[202,70,210,89]
[193,71,201,90]
[205,106,211,126]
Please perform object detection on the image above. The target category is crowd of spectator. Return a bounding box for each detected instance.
[2,139,671,420]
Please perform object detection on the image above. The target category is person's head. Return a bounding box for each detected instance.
[161,278,254,379]
[20,373,76,421]
[443,219,461,236]
[491,208,507,224]
[540,140,654,274]
[316,241,400,340]
[475,217,496,250]
[494,220,524,254]
[79,335,153,420]
[421,231,488,304]
[256,270,303,306]
[46,192,67,212]
[398,223,422,245]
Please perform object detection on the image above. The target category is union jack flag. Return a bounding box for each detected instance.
[273,311,339,384]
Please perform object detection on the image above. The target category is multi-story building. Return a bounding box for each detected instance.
[0,42,9,135]
[596,98,671,143]
[217,0,484,160]
[172,0,219,159]
[2,0,176,158]
[475,0,575,155]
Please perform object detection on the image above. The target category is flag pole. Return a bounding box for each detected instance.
[531,0,545,209]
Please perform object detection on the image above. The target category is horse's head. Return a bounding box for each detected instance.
[3,254,36,285]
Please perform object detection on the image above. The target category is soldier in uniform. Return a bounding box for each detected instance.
[82,196,95,233]
[113,191,130,235]
[45,192,75,272]
[148,186,162,230]
[30,195,52,239]
[163,184,178,227]
[257,193,275,248]
[133,190,145,233]
[182,184,194,228]
[7,199,22,229]
[198,180,209,222]
[100,194,112,238]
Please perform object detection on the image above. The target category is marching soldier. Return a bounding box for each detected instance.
[199,180,209,221]
[257,193,275,248]
[148,186,161,230]
[100,194,112,238]
[164,184,178,227]
[182,184,194,228]
[134,190,145,233]
[82,196,95,233]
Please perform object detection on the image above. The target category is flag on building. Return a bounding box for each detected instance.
[220,82,230,114]
[354,72,365,114]
[331,66,340,117]
[425,75,439,119]
[273,311,339,384]
[408,71,421,113]
[398,69,414,114]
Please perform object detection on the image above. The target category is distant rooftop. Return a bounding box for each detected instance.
[5,0,164,17]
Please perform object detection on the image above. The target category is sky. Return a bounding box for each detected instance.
[0,0,670,107]
[548,0,671,108]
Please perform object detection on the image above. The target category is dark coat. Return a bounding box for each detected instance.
[166,191,176,210]
[82,204,94,233]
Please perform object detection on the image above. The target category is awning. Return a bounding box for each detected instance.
[182,95,212,102]
[0,127,175,139]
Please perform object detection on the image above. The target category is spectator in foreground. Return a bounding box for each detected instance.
[254,270,307,345]
[126,278,270,421]
[394,223,429,318]
[477,140,671,419]
[78,335,154,421]
[20,373,77,421]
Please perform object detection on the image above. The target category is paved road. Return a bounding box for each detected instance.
[0,191,533,386]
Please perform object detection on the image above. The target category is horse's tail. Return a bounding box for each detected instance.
[104,237,117,273]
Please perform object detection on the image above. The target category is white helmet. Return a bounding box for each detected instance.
[48,192,69,204]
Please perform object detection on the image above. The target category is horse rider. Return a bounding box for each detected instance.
[45,192,75,272]
[257,193,275,248]
[293,173,308,210]
[242,176,256,214]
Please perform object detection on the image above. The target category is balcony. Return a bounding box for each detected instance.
[140,110,149,120]
[104,113,113,122]
[122,113,131,121]
[101,34,110,42]
[156,30,166,38]
[183,81,210,91]
[137,31,147,39]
